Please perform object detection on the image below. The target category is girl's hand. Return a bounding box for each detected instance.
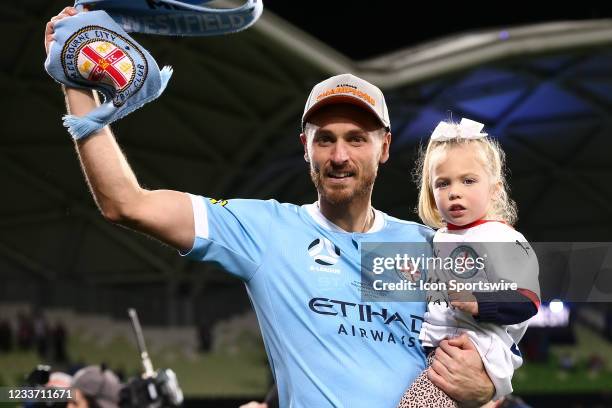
[397,261,421,282]
[448,290,478,315]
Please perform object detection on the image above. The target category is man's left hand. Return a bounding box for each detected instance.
[427,333,494,407]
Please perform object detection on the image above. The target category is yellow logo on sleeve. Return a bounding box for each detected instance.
[209,198,228,207]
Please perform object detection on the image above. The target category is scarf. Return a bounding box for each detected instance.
[44,1,263,139]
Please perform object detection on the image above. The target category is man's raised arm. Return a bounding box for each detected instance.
[46,7,194,252]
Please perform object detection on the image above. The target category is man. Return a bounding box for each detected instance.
[45,8,494,407]
[68,365,122,408]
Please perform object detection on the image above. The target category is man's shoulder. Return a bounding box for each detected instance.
[381,213,435,237]
[213,197,300,212]
[383,212,432,228]
[199,197,303,224]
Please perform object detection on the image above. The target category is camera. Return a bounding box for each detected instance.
[120,368,183,408]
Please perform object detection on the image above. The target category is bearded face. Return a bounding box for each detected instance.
[309,153,379,205]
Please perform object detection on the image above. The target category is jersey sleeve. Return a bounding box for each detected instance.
[179,194,272,281]
[474,290,539,325]
[484,230,541,300]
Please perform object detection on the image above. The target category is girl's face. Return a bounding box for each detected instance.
[431,143,497,226]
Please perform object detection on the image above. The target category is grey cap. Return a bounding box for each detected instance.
[71,365,121,408]
[302,73,390,131]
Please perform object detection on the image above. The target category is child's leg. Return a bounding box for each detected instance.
[397,352,458,408]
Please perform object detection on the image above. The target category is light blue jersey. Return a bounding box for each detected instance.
[182,195,434,407]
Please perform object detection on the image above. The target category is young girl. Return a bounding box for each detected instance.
[397,118,540,407]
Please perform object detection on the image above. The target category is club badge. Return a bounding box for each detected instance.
[61,25,148,107]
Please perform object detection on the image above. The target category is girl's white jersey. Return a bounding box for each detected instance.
[420,220,540,400]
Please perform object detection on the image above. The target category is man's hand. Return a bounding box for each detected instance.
[44,7,79,55]
[448,290,478,315]
[239,402,268,408]
[427,334,494,408]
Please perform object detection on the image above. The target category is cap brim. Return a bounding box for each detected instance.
[302,95,389,131]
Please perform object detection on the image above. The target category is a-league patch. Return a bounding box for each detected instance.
[61,25,148,107]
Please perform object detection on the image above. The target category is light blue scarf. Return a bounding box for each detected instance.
[45,10,173,139]
[75,0,263,36]
[45,1,263,139]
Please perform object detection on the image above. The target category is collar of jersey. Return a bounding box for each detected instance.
[446,219,508,230]
[303,203,385,233]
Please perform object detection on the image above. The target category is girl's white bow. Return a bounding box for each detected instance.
[430,118,488,142]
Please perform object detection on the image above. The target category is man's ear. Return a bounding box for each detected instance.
[379,132,392,164]
[300,133,310,162]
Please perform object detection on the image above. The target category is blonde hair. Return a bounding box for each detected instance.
[415,123,517,228]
